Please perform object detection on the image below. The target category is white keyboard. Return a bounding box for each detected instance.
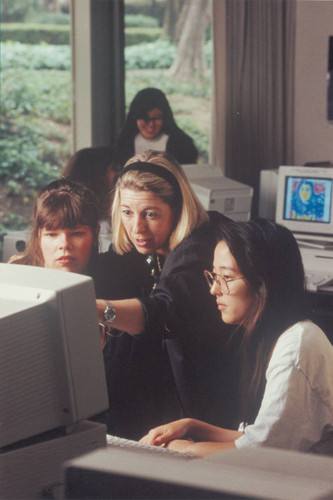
[305,270,333,291]
[106,434,195,460]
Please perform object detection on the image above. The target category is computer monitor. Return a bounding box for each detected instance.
[0,263,109,449]
[64,446,333,500]
[275,166,333,243]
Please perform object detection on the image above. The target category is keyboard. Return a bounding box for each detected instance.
[305,270,333,291]
[106,434,196,460]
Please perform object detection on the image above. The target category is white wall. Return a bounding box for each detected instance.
[294,0,333,165]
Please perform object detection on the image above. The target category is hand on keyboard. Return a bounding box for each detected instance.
[106,434,196,459]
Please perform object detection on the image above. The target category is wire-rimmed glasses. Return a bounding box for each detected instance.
[203,270,245,295]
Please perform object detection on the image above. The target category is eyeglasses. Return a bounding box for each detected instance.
[203,270,245,295]
[138,115,163,124]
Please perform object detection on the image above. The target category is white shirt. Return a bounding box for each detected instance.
[235,320,333,452]
[134,133,169,154]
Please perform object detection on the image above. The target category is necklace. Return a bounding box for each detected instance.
[156,253,162,273]
[146,253,164,289]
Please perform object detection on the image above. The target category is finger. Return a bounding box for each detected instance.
[140,431,161,445]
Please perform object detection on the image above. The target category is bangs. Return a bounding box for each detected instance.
[37,193,94,230]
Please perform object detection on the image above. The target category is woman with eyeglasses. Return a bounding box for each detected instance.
[116,88,198,166]
[139,219,333,456]
[95,150,240,440]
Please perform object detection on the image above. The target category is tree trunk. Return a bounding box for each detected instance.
[166,0,211,80]
[162,0,185,42]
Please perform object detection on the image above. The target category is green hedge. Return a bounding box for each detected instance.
[125,27,162,46]
[125,14,159,28]
[1,23,162,46]
[2,43,71,70]
[125,0,166,25]
[1,23,70,45]
[125,40,176,69]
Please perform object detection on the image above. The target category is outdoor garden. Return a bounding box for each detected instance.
[0,0,212,251]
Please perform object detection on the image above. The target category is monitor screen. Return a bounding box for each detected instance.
[275,166,333,237]
[0,263,108,449]
[283,176,332,223]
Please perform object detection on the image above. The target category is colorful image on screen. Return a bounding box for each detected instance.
[284,176,332,223]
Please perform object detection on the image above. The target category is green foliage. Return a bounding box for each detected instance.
[125,0,166,26]
[205,40,213,67]
[0,118,61,188]
[1,65,69,198]
[125,14,159,28]
[25,11,70,25]
[176,118,209,161]
[3,68,71,124]
[1,42,71,70]
[125,39,212,70]
[125,27,162,46]
[125,70,211,105]
[0,213,27,232]
[1,23,70,45]
[1,0,42,23]
[125,40,177,69]
[1,37,211,229]
[2,24,163,47]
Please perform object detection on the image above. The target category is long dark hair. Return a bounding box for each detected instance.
[10,178,100,268]
[216,219,307,424]
[116,88,182,165]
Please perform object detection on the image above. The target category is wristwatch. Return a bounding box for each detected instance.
[103,301,116,326]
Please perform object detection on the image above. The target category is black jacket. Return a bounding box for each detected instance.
[139,211,239,427]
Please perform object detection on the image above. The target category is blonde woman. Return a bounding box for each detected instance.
[96,150,238,440]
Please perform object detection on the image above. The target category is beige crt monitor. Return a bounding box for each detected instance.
[0,264,108,448]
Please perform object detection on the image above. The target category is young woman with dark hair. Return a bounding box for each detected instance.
[116,88,198,166]
[140,219,333,456]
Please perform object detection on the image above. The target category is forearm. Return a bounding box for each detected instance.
[174,440,237,458]
[187,419,243,443]
[96,298,145,335]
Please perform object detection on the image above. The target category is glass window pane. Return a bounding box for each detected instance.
[123,0,212,164]
[0,0,72,259]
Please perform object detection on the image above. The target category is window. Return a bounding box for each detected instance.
[124,0,212,162]
[0,0,72,253]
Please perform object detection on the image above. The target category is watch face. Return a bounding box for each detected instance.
[104,305,116,322]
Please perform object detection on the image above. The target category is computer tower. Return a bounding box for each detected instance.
[1,421,106,500]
